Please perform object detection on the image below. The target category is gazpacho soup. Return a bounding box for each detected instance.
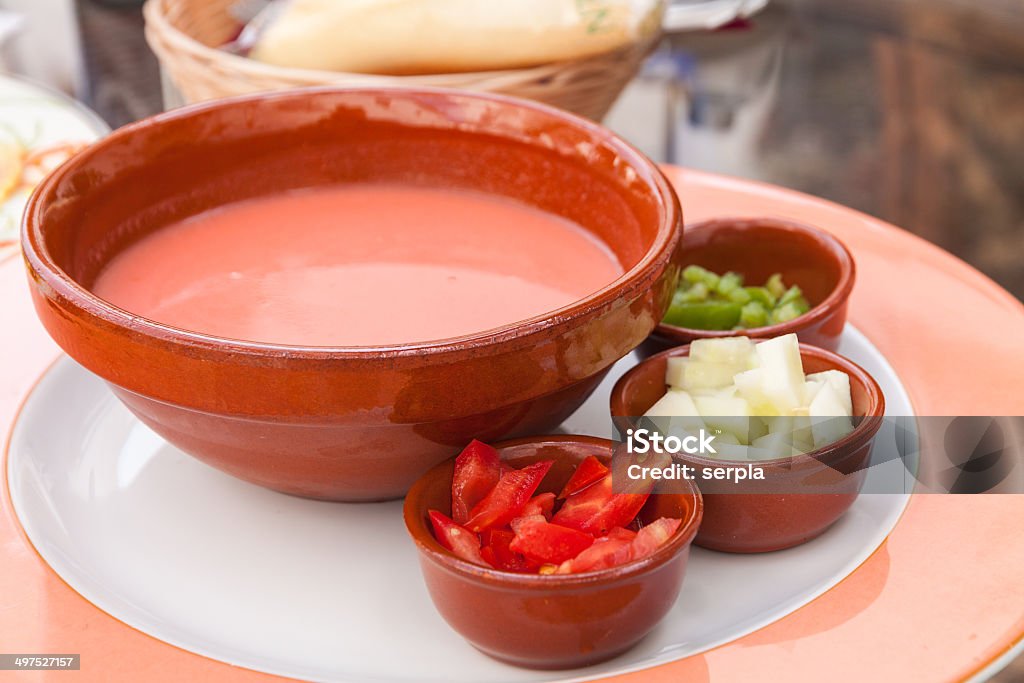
[94,183,624,346]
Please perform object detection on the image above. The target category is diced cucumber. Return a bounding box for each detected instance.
[754,334,806,413]
[693,396,753,444]
[690,337,757,365]
[750,431,799,460]
[806,370,853,416]
[733,368,781,416]
[808,383,855,448]
[645,388,702,418]
[665,356,688,387]
[803,379,825,404]
[679,360,746,391]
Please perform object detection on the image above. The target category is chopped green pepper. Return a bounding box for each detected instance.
[739,301,769,328]
[678,281,708,303]
[778,284,805,306]
[727,287,752,304]
[771,300,810,324]
[663,301,742,330]
[716,271,743,296]
[745,286,777,308]
[682,265,719,290]
[664,268,811,330]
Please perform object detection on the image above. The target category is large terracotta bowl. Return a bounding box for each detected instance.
[22,87,683,501]
[611,343,884,553]
[642,217,854,356]
[404,436,703,669]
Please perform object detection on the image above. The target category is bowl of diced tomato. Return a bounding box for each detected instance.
[403,436,703,669]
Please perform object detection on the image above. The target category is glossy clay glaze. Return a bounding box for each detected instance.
[22,88,683,501]
[644,217,855,356]
[611,344,885,553]
[404,436,703,669]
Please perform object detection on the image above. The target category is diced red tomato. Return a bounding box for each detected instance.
[431,443,685,577]
[557,455,609,499]
[607,526,638,542]
[481,528,514,549]
[465,460,553,532]
[480,529,537,572]
[428,510,485,566]
[508,515,595,565]
[629,517,682,561]
[521,492,555,519]
[480,546,498,568]
[450,440,501,524]
[553,518,681,574]
[554,534,633,574]
[551,474,652,536]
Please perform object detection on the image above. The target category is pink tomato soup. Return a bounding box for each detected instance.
[93,184,623,346]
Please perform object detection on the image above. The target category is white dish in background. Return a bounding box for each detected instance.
[0,74,108,246]
[663,0,771,32]
[8,325,911,683]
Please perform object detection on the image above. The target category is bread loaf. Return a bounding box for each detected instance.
[251,0,660,74]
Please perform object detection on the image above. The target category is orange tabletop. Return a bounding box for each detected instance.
[2,167,1023,682]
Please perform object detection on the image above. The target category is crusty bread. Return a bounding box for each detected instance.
[251,0,659,74]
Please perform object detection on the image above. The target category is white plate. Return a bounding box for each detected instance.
[7,326,912,683]
[0,74,108,244]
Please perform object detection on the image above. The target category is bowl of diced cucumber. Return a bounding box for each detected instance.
[612,334,885,553]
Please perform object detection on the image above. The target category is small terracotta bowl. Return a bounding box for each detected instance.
[643,217,855,356]
[22,87,683,502]
[610,344,884,553]
[403,436,703,669]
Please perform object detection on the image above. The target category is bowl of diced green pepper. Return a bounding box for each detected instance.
[647,217,855,354]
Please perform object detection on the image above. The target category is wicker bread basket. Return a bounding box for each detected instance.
[143,0,663,120]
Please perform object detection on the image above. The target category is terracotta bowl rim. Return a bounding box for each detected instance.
[653,216,855,342]
[609,342,886,471]
[22,85,682,362]
[403,435,703,587]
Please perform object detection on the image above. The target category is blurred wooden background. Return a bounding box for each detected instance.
[788,0,1024,303]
